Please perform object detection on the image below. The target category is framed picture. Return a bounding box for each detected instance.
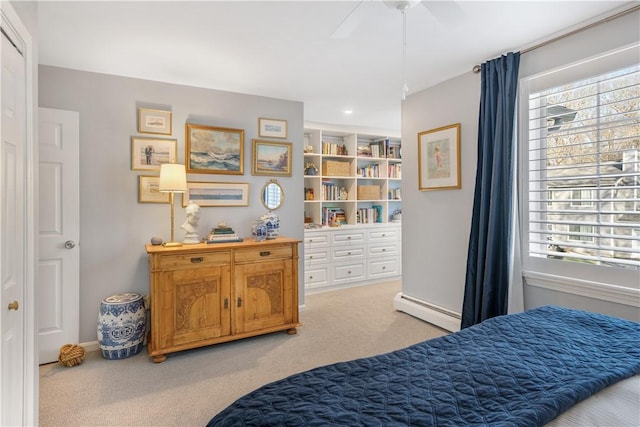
[418,123,461,191]
[138,108,172,135]
[185,123,244,175]
[252,139,292,176]
[138,175,169,203]
[131,137,177,171]
[183,181,249,207]
[258,117,287,139]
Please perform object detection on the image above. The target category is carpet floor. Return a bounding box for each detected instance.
[39,280,447,426]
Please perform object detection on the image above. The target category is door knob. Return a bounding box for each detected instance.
[64,240,76,249]
[8,301,19,311]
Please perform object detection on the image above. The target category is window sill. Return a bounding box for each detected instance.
[522,270,639,307]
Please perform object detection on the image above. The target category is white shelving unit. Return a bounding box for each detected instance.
[304,128,401,227]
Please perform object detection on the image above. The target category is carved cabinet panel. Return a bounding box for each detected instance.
[146,238,300,363]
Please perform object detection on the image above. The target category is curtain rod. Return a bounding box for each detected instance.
[472,4,640,74]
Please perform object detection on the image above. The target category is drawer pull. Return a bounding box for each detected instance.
[382,248,386,252]
[309,276,313,279]
[260,251,271,257]
[348,270,351,274]
[382,266,386,270]
[347,252,351,255]
[237,297,243,307]
[191,257,204,263]
[310,255,313,259]
[347,236,351,240]
[382,234,386,237]
[224,298,229,309]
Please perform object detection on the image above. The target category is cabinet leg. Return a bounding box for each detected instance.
[286,327,297,335]
[152,354,167,363]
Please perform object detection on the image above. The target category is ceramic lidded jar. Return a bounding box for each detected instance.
[252,220,267,242]
[260,211,280,240]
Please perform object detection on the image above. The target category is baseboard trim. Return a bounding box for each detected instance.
[393,292,461,332]
[80,340,100,352]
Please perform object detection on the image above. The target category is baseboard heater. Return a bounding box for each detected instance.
[393,292,461,332]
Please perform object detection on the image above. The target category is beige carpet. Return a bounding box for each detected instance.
[39,280,447,426]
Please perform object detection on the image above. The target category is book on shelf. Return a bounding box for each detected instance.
[322,207,347,226]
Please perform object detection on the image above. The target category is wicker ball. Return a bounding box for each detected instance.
[58,344,85,367]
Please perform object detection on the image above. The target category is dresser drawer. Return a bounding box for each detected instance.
[332,230,366,245]
[368,257,400,278]
[159,252,231,269]
[367,227,399,242]
[304,232,329,248]
[332,246,365,261]
[304,247,330,264]
[367,241,400,257]
[333,262,366,282]
[233,245,293,263]
[304,264,329,287]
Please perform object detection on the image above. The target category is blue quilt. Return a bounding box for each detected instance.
[208,306,640,426]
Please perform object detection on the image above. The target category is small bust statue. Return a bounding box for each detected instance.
[181,200,201,244]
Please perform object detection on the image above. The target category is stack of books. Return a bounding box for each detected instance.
[205,226,242,244]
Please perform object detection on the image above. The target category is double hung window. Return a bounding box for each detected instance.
[521,44,639,291]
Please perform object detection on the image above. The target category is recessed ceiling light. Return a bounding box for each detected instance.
[344,110,353,115]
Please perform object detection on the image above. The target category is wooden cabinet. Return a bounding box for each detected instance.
[146,237,300,362]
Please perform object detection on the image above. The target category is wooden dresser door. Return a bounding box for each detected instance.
[233,245,294,334]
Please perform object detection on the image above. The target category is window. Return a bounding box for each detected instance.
[521,44,639,290]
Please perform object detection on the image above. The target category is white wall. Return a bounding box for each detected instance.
[399,6,640,328]
[39,66,304,343]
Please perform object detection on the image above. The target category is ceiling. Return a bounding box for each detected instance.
[37,1,631,133]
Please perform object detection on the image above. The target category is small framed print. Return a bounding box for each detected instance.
[138,175,169,203]
[258,117,288,139]
[183,181,249,207]
[252,139,292,176]
[186,123,244,175]
[131,137,177,171]
[138,108,172,135]
[418,123,461,191]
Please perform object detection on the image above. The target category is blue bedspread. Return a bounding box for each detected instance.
[208,306,640,426]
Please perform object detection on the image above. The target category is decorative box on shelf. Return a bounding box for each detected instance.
[358,185,381,200]
[323,160,350,177]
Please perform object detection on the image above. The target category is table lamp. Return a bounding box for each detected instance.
[159,163,187,247]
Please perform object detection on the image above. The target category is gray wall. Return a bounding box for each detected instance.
[401,72,480,315]
[400,7,639,320]
[39,66,304,343]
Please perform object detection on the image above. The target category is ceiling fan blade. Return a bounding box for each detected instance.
[331,0,367,39]
[421,0,464,26]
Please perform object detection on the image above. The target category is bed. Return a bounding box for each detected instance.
[208,306,640,426]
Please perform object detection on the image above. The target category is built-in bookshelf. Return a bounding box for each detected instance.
[304,128,401,227]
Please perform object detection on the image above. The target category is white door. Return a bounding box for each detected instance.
[38,107,80,364]
[1,10,26,426]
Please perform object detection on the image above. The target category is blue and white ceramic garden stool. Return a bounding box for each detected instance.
[97,292,146,360]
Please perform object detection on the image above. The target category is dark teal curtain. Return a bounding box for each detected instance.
[461,52,520,329]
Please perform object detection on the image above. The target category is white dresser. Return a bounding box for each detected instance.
[304,223,401,292]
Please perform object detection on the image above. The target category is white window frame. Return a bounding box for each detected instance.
[518,43,640,306]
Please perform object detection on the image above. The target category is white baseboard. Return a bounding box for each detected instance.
[393,292,461,332]
[80,340,100,352]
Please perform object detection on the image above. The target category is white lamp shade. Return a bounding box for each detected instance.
[159,163,187,193]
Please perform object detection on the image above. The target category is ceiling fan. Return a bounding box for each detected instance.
[331,0,462,40]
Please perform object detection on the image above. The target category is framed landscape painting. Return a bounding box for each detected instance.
[185,123,244,175]
[418,123,461,191]
[138,108,172,135]
[252,139,292,176]
[183,181,249,207]
[138,175,169,203]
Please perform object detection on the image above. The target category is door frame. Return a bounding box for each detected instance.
[0,2,37,424]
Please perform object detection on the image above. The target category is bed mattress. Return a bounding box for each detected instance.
[208,306,640,426]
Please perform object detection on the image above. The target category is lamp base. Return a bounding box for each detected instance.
[162,241,183,247]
